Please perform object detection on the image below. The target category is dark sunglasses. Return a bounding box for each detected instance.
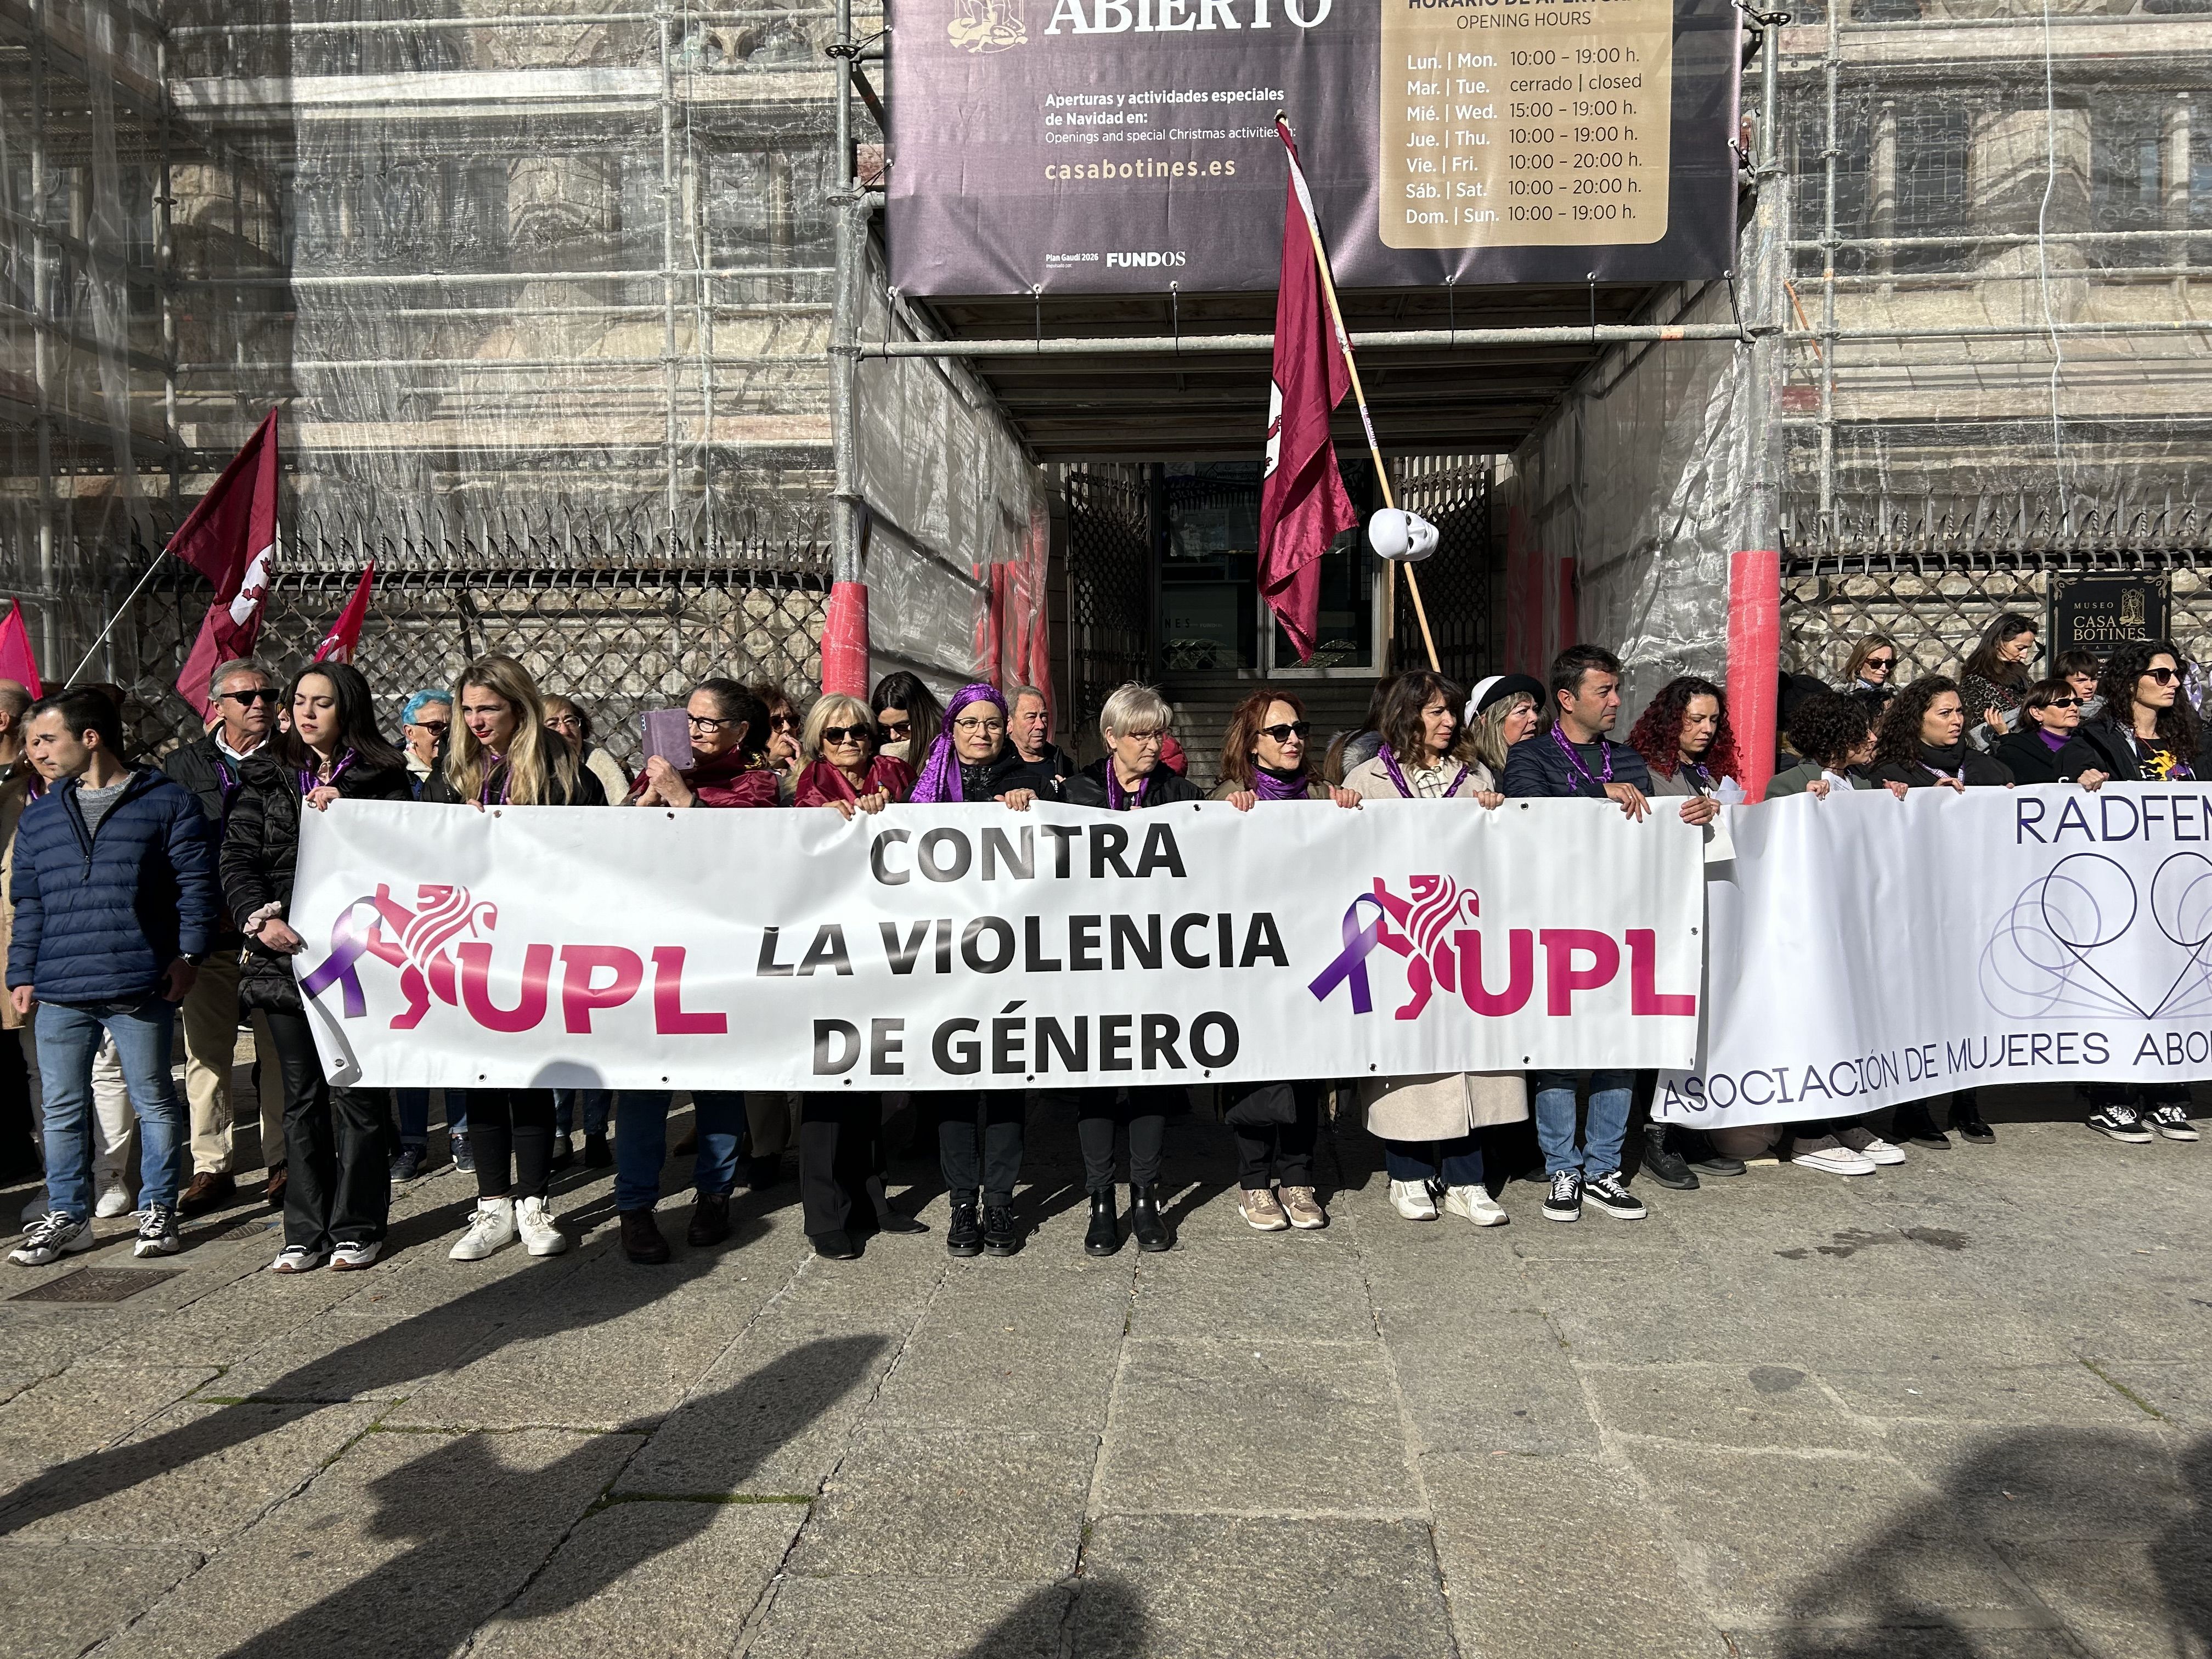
[769,714,798,732]
[2146,667,2182,685]
[411,718,450,734]
[1260,721,1312,742]
[1863,656,1895,672]
[877,719,911,739]
[222,688,280,706]
[2042,696,2083,709]
[820,724,871,745]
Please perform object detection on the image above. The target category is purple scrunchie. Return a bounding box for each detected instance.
[907,682,1008,804]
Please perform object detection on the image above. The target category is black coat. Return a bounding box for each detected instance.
[220,752,414,1014]
[2063,714,2212,784]
[1063,757,1205,810]
[1005,742,1074,800]
[420,756,607,807]
[1989,727,2103,786]
[1869,742,2014,789]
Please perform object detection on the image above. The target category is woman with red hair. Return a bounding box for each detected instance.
[1627,676,1736,819]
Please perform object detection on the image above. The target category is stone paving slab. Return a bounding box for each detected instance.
[2,1085,2210,1657]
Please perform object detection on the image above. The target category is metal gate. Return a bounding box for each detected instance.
[1062,465,1153,730]
[1398,457,1496,689]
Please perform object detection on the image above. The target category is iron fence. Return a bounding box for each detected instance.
[1397,457,1494,687]
[1062,465,1153,731]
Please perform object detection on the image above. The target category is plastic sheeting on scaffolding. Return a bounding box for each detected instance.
[847,239,1049,703]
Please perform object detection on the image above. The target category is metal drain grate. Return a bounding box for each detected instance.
[10,1267,184,1304]
[199,1217,280,1244]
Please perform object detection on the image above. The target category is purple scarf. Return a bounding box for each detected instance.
[908,683,1006,804]
[1252,765,1310,801]
[2038,725,2070,754]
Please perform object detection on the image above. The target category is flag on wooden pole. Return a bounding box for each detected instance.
[312,565,375,664]
[173,409,280,718]
[1256,122,1357,665]
[0,603,43,697]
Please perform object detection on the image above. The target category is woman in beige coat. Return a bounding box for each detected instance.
[1342,672,1541,1226]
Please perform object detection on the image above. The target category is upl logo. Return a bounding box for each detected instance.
[1307,876,1696,1020]
[301,883,725,1036]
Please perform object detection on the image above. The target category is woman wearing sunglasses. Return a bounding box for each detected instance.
[747,682,804,803]
[1210,689,1358,1233]
[2067,640,2212,785]
[1988,679,2111,787]
[1841,635,1901,708]
[793,693,915,817]
[870,672,943,769]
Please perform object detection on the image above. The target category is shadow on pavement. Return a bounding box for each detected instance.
[1776,1426,2212,1657]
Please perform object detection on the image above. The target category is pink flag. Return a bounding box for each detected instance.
[1256,119,1357,664]
[173,409,280,718]
[312,565,375,664]
[0,603,43,698]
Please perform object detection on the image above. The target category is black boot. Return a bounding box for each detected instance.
[1130,1183,1170,1252]
[1083,1189,1120,1257]
[1951,1092,1995,1144]
[619,1209,670,1265]
[946,1201,983,1257]
[686,1192,732,1246]
[1639,1124,1699,1191]
[1680,1130,1746,1177]
[812,1228,859,1260]
[583,1132,613,1169]
[983,1204,1023,1257]
[1893,1101,1950,1149]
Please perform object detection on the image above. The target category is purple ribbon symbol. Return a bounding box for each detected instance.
[1308,894,1391,1015]
[298,898,381,1019]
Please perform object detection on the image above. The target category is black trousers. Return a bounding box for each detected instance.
[938,1092,1025,1208]
[0,1029,38,1178]
[467,1089,556,1200]
[1077,1086,1169,1192]
[800,1091,893,1238]
[1226,1080,1318,1189]
[263,1009,390,1251]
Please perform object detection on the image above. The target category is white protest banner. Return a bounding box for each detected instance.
[290,797,1705,1091]
[1657,783,2212,1128]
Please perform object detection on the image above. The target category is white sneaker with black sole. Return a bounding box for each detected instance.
[272,1244,326,1273]
[2088,1104,2154,1144]
[10,1211,94,1266]
[1582,1170,1647,1219]
[1542,1170,1583,1223]
[2150,1103,2200,1142]
[132,1203,180,1257]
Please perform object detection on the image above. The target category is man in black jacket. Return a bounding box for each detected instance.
[1006,684,1073,798]
[160,657,286,1215]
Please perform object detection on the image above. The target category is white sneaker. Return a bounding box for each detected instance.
[1833,1126,1906,1165]
[516,1196,568,1257]
[10,1211,94,1267]
[1442,1184,1509,1227]
[93,1183,131,1219]
[329,1239,382,1272]
[450,1197,517,1261]
[1388,1179,1439,1221]
[1790,1141,1877,1177]
[272,1244,326,1274]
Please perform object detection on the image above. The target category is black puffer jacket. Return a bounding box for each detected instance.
[220,752,414,1014]
[1063,757,1205,810]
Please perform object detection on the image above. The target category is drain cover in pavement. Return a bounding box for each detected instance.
[10,1267,184,1303]
[200,1217,279,1243]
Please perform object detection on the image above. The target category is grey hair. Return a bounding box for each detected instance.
[1008,684,1048,707]
[207,658,270,700]
[1098,681,1174,741]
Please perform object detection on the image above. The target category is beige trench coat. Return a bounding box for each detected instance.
[1339,751,1528,1138]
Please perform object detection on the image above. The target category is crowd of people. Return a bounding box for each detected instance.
[2,615,2201,1276]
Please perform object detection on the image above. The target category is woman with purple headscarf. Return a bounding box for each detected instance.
[907,681,1040,1261]
[906,682,1040,810]
[1206,687,1359,1235]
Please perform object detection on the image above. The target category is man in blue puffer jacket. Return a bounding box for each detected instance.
[7,689,216,1266]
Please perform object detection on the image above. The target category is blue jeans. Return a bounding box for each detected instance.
[553,1088,610,1139]
[394,1090,466,1147]
[35,998,186,1219]
[1383,1134,1483,1187]
[1533,1069,1634,1178]
[614,1089,743,1212]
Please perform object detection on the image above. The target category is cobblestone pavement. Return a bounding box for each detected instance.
[0,1083,2207,1658]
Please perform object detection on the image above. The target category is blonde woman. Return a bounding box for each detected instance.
[1342,671,1530,1227]
[793,694,915,817]
[423,654,606,1262]
[1464,674,1545,776]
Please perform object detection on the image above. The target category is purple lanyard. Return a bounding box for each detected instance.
[1919,758,1962,782]
[1381,748,1470,800]
[478,755,512,806]
[1551,725,1614,791]
[298,748,354,798]
[1107,769,1138,810]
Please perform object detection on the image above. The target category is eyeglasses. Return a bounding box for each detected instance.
[769,714,798,732]
[410,719,450,736]
[1260,721,1312,742]
[877,719,911,740]
[545,715,582,730]
[951,716,1005,734]
[820,724,870,745]
[222,688,280,706]
[687,714,737,732]
[2041,696,2083,709]
[2146,668,2182,685]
